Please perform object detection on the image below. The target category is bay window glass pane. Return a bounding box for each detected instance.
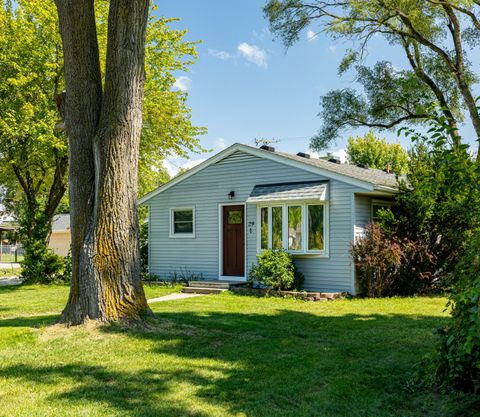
[288,206,302,250]
[308,205,324,250]
[272,206,283,249]
[260,207,268,249]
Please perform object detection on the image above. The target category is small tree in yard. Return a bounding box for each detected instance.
[55,0,151,324]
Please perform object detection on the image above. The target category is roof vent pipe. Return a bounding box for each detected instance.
[356,163,369,169]
[296,152,310,159]
[260,145,275,152]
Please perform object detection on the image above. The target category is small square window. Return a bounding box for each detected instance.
[170,207,195,237]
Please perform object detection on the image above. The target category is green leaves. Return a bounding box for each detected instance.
[249,249,304,291]
[433,231,480,392]
[346,131,409,174]
[264,0,480,151]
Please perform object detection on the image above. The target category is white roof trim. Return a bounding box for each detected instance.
[138,143,374,205]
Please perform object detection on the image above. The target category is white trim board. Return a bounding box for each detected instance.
[138,143,381,205]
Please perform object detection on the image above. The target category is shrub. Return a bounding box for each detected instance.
[61,249,72,282]
[431,232,480,392]
[249,249,303,291]
[351,223,435,297]
[21,235,64,284]
[351,223,403,297]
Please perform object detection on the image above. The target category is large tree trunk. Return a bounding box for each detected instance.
[56,0,151,325]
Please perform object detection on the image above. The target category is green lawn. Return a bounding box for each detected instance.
[0,285,469,417]
[0,267,21,277]
[0,253,24,263]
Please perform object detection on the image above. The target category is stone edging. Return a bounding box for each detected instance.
[229,286,348,301]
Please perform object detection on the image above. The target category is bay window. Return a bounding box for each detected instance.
[257,202,328,255]
[288,206,302,251]
[272,206,283,250]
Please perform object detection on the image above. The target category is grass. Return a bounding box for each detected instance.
[0,286,472,417]
[0,267,21,277]
[0,253,24,263]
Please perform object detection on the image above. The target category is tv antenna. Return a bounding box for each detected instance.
[254,137,280,147]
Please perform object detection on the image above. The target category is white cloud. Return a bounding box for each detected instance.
[307,29,317,42]
[237,42,268,68]
[215,138,227,150]
[173,75,192,91]
[328,45,337,53]
[162,160,179,177]
[163,157,207,177]
[181,158,206,171]
[208,49,234,61]
[310,148,347,163]
[209,43,268,69]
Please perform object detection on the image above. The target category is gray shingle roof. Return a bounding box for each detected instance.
[52,214,70,231]
[248,145,400,190]
[247,181,328,203]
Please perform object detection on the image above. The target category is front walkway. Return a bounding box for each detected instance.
[0,277,22,286]
[0,262,21,269]
[148,292,205,304]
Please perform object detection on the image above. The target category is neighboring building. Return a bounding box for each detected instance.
[49,214,71,256]
[139,143,398,295]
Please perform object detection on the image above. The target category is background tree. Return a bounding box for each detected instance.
[0,0,205,282]
[0,1,67,282]
[346,131,409,174]
[264,0,480,152]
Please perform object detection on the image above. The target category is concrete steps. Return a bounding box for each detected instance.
[182,280,244,294]
[182,287,227,294]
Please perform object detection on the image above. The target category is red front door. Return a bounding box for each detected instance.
[222,205,245,276]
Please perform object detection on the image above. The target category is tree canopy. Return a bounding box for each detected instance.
[264,0,480,153]
[0,0,205,283]
[346,131,409,174]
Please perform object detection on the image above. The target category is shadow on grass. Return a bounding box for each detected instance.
[0,363,216,417]
[0,306,463,417]
[0,314,58,327]
[0,284,25,294]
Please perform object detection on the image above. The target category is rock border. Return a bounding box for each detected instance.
[229,286,348,301]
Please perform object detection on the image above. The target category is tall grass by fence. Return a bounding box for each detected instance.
[0,244,24,263]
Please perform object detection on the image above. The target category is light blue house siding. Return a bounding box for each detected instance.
[147,150,376,294]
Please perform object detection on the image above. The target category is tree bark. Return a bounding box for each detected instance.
[56,0,151,325]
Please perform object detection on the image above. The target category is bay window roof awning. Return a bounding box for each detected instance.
[247,181,328,203]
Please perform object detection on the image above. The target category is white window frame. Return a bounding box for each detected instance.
[371,200,393,221]
[256,201,329,257]
[169,206,196,238]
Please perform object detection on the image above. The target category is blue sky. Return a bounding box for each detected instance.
[155,1,478,175]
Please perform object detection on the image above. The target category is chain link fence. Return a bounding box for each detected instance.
[0,244,24,263]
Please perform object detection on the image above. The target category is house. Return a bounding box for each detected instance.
[49,214,71,256]
[139,143,399,294]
